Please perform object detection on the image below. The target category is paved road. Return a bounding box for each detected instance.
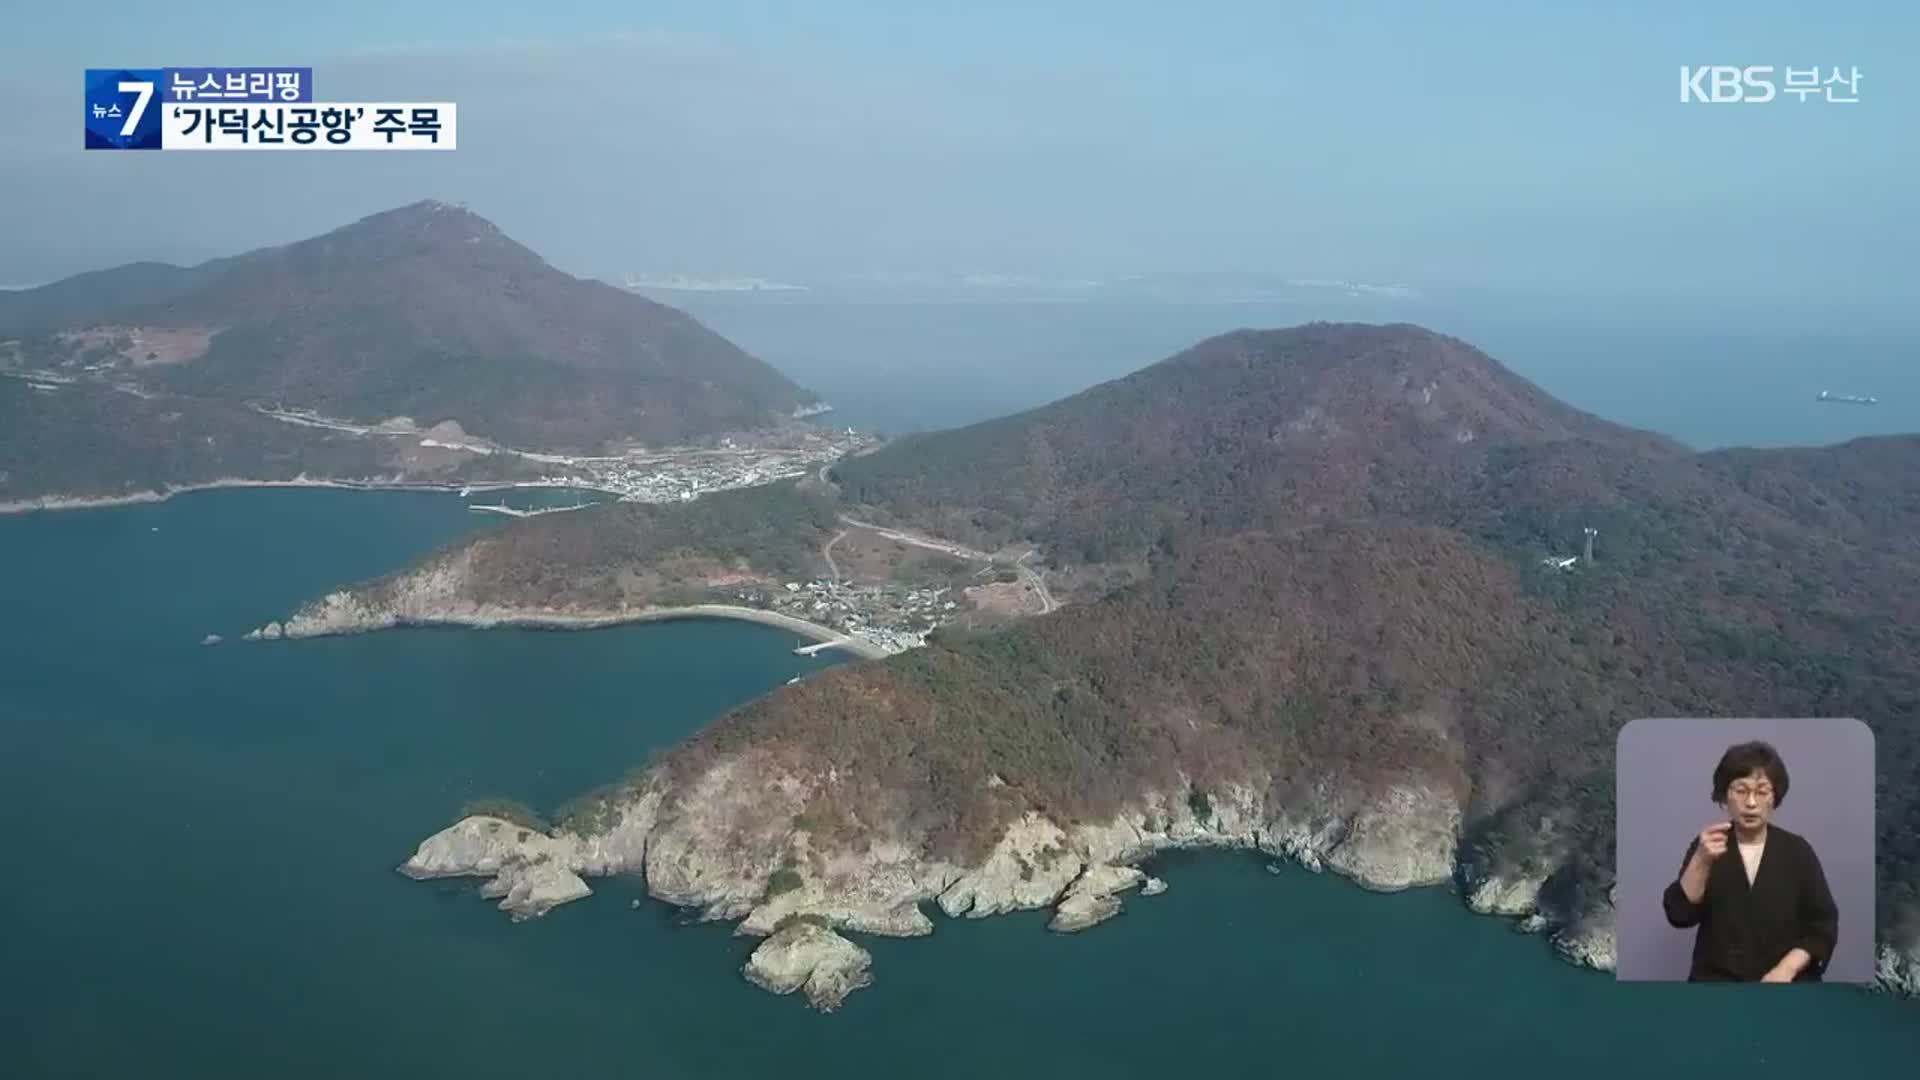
[840,514,1057,614]
[837,514,993,562]
[1016,550,1057,613]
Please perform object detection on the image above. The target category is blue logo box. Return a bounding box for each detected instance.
[84,68,164,149]
[86,67,315,149]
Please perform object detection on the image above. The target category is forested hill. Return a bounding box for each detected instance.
[341,322,1920,964]
[0,201,818,455]
[829,323,1683,561]
[678,420,1920,942]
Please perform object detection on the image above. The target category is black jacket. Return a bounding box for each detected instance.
[1661,824,1838,982]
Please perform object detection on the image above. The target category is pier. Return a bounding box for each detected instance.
[793,639,855,656]
[467,502,593,518]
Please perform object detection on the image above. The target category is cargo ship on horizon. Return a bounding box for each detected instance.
[1817,390,1878,405]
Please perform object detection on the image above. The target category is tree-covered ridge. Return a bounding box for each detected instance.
[0,378,498,502]
[0,201,818,467]
[334,321,1918,944]
[831,323,1677,561]
[358,481,841,609]
[667,423,1920,936]
[137,202,815,451]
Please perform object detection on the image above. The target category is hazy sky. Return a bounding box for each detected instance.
[1,1,1912,310]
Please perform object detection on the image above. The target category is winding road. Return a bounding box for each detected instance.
[837,514,1057,614]
[822,529,848,585]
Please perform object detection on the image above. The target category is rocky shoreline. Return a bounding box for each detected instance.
[398,757,1920,1010]
[0,475,498,516]
[246,586,889,659]
[397,765,1573,1010]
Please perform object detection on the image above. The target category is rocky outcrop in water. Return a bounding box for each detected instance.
[398,797,656,920]
[742,922,874,1011]
[1048,864,1146,932]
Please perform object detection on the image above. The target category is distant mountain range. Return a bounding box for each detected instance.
[277,322,1920,1001]
[0,202,819,504]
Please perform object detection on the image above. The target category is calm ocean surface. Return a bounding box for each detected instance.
[5,307,1920,1076]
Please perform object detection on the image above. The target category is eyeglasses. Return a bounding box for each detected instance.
[1728,785,1775,803]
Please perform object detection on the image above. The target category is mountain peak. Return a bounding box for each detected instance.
[307,199,517,261]
[832,320,1677,561]
[364,198,489,224]
[5,203,815,453]
[1159,321,1658,449]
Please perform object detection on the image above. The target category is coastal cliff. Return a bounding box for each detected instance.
[400,755,1649,1008]
[406,754,1920,1005]
[252,541,645,640]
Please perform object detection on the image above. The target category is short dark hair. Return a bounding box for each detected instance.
[1712,740,1790,807]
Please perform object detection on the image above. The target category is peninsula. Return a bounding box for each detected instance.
[272,323,1920,1007]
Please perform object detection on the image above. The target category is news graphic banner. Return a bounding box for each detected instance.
[84,67,456,149]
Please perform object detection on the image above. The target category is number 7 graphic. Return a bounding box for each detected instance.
[118,81,152,137]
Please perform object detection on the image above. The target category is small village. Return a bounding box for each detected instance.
[734,576,965,655]
[522,427,873,504]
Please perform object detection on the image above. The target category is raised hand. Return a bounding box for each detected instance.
[1695,821,1732,863]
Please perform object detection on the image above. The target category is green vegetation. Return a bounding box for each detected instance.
[460,798,549,833]
[552,790,622,837]
[1187,788,1212,822]
[453,482,838,609]
[0,379,466,502]
[551,764,661,837]
[771,912,832,933]
[766,868,804,897]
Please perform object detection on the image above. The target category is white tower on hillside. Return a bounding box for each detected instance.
[1583,526,1597,563]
